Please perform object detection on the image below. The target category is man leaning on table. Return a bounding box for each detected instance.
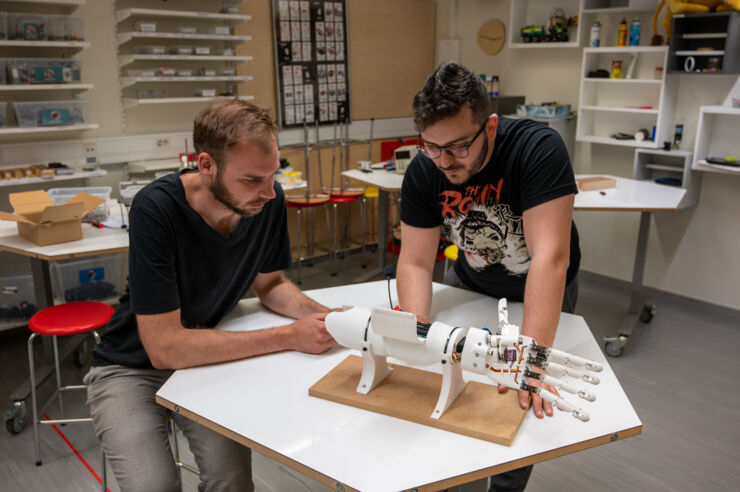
[396,62,581,492]
[85,97,336,491]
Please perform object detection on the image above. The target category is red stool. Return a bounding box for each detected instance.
[286,196,331,284]
[28,301,113,485]
[328,190,367,275]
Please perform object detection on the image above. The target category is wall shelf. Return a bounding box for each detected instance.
[1,0,84,4]
[692,105,740,175]
[118,54,252,66]
[0,40,90,49]
[115,8,251,24]
[122,95,254,109]
[120,76,252,88]
[582,0,657,14]
[634,149,698,208]
[669,12,739,74]
[583,78,662,84]
[0,124,98,135]
[0,169,106,187]
[578,135,657,147]
[581,105,659,114]
[0,84,94,91]
[508,0,583,48]
[116,32,251,45]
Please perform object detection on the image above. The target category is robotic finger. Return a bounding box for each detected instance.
[547,348,603,372]
[523,368,596,402]
[523,383,589,422]
[537,361,600,385]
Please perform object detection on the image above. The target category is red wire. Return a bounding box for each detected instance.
[43,413,110,491]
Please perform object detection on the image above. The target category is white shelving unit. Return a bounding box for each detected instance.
[0,168,106,187]
[113,1,253,114]
[692,105,740,175]
[0,0,94,134]
[509,0,583,48]
[576,46,677,148]
[633,148,699,208]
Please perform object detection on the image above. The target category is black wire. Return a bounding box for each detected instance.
[387,278,393,309]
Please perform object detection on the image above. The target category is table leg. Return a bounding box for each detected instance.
[353,188,389,282]
[604,211,654,357]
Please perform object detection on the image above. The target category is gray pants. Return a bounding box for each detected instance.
[84,365,253,492]
[443,267,579,492]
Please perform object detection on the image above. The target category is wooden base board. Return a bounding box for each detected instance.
[309,355,526,446]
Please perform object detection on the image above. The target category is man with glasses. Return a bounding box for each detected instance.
[397,62,580,492]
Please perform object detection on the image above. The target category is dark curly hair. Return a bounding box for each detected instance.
[412,62,490,132]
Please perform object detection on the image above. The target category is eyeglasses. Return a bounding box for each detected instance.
[417,122,487,159]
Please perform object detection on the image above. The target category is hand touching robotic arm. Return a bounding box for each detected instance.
[325,299,603,422]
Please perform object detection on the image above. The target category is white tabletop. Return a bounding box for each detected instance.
[343,169,404,192]
[0,220,129,261]
[574,174,686,212]
[157,281,641,492]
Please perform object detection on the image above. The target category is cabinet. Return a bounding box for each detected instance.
[113,1,253,110]
[691,105,740,175]
[633,148,699,208]
[508,0,583,48]
[668,12,740,74]
[582,0,657,14]
[0,0,96,135]
[576,46,677,147]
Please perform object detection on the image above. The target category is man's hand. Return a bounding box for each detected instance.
[519,366,558,418]
[285,312,336,354]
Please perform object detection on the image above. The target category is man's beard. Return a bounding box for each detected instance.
[210,171,260,217]
[441,138,489,185]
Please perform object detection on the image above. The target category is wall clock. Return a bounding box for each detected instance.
[477,19,506,55]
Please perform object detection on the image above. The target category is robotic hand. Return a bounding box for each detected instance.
[459,300,603,422]
[325,299,603,422]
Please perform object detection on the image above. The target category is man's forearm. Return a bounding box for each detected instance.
[258,277,329,318]
[397,263,434,323]
[521,256,569,347]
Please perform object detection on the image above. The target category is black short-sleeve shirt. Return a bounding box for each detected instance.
[92,170,292,368]
[401,117,580,300]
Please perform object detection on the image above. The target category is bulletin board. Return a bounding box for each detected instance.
[272,0,350,128]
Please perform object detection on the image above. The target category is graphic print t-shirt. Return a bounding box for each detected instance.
[401,117,580,301]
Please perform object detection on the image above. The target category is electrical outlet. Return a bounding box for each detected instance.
[157,138,170,148]
[83,142,97,167]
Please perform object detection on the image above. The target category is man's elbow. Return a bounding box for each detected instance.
[146,345,181,370]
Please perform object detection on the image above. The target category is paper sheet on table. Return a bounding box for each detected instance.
[102,216,128,228]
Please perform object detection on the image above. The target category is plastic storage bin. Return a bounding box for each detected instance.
[10,13,46,40]
[51,254,123,303]
[0,274,37,321]
[134,20,157,33]
[6,58,81,84]
[48,185,111,222]
[46,15,84,41]
[194,46,211,55]
[0,101,7,128]
[13,100,88,127]
[169,45,193,55]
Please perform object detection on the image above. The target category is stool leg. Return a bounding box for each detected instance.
[361,198,367,268]
[101,448,107,491]
[332,203,338,276]
[27,333,41,466]
[52,335,64,418]
[323,204,331,274]
[296,208,302,284]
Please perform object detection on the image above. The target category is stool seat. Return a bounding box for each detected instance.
[286,195,330,208]
[29,301,114,336]
[329,195,360,204]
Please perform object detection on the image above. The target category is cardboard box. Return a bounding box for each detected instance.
[0,190,104,246]
[576,176,617,192]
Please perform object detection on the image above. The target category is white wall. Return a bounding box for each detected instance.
[438,0,740,311]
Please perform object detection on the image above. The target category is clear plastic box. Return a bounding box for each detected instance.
[169,45,193,55]
[136,45,166,55]
[0,12,8,40]
[12,100,88,127]
[6,58,81,84]
[155,67,176,77]
[0,274,37,321]
[196,88,217,97]
[176,25,197,34]
[9,13,46,40]
[127,68,156,77]
[194,46,211,55]
[51,254,123,303]
[0,102,7,128]
[210,26,231,35]
[176,68,192,77]
[48,185,111,222]
[47,14,82,41]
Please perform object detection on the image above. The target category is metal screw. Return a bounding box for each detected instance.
[610,432,618,442]
[361,384,366,388]
[336,483,345,492]
[362,347,367,351]
[441,359,447,364]
[473,363,478,368]
[174,405,179,413]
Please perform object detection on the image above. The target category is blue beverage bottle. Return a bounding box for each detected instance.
[629,18,641,46]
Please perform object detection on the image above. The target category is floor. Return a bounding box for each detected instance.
[1,248,739,492]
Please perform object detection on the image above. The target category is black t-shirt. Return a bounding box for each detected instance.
[92,170,292,368]
[401,117,580,301]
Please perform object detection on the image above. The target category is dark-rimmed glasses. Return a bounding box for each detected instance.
[416,122,487,159]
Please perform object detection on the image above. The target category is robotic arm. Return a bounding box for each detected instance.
[325,299,602,422]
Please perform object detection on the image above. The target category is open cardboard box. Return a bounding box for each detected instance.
[0,190,104,246]
[576,176,617,192]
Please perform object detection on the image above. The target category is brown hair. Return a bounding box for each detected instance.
[193,97,278,166]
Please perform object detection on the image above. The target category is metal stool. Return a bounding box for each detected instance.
[27,301,113,490]
[286,196,331,284]
[328,190,367,275]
